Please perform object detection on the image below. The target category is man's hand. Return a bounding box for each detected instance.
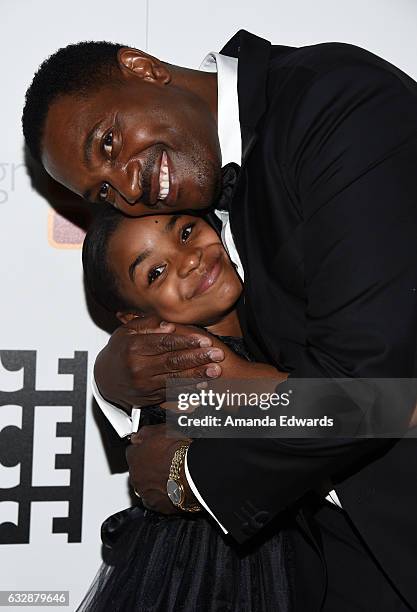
[94,315,225,410]
[160,337,288,414]
[209,336,287,381]
[127,424,197,514]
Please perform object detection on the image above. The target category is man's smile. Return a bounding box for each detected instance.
[150,149,177,209]
[158,150,170,201]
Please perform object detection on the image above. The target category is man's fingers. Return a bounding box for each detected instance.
[108,344,223,405]
[162,347,224,373]
[123,315,174,335]
[169,364,222,380]
[127,333,212,359]
[139,321,176,335]
[99,322,219,407]
[158,333,213,353]
[151,365,222,400]
[123,316,213,342]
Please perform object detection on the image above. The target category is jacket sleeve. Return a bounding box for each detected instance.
[187,56,417,543]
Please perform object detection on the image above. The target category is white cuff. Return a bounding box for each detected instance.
[91,376,141,437]
[184,448,228,534]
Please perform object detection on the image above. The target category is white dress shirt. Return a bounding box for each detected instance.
[199,53,244,280]
[92,51,341,534]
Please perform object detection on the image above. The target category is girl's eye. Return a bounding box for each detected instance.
[99,182,110,202]
[181,224,194,242]
[148,264,166,285]
[103,131,113,157]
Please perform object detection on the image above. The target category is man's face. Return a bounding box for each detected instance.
[42,72,222,216]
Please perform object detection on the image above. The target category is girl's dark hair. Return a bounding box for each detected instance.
[82,204,139,314]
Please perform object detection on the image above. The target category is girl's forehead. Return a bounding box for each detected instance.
[112,214,193,256]
[119,214,201,241]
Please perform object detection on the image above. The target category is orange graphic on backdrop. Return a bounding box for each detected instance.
[48,210,86,249]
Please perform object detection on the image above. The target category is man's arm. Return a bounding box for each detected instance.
[183,59,417,541]
[127,57,417,542]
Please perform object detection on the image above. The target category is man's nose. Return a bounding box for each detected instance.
[112,160,143,205]
[178,248,202,278]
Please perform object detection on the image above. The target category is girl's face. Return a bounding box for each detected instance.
[107,214,242,326]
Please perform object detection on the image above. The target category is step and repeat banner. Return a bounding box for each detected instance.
[1,0,417,609]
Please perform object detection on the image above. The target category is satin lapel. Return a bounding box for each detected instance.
[220,32,306,361]
[205,209,223,234]
[236,32,271,137]
[220,30,271,164]
[223,32,306,287]
[218,31,272,275]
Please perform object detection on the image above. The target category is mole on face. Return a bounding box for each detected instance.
[154,220,159,224]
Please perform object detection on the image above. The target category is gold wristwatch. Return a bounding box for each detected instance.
[166,444,202,512]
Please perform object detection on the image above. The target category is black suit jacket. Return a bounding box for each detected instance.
[188,31,417,609]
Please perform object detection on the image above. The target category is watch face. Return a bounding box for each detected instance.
[167,479,183,506]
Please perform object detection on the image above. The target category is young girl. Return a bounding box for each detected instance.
[79,206,293,612]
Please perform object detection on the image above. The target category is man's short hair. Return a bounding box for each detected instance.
[22,41,124,163]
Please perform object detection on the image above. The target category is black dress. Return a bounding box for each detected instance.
[77,337,293,612]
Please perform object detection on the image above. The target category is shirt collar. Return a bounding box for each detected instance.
[199,52,241,166]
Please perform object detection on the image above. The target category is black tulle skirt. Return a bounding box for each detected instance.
[77,503,293,612]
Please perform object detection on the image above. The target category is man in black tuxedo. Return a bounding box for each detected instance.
[23,31,417,610]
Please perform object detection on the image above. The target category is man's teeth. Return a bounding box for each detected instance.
[158,153,170,200]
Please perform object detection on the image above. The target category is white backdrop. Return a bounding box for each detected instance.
[1,1,417,610]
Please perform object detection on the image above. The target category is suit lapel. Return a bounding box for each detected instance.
[217,31,272,279]
[220,30,271,164]
[218,32,307,368]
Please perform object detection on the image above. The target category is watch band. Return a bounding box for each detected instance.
[168,444,202,513]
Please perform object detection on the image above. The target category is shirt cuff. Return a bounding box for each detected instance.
[91,375,141,438]
[184,447,228,534]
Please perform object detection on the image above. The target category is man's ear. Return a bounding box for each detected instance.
[116,311,144,325]
[117,48,171,84]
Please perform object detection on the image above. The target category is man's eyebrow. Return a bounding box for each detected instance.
[128,248,152,281]
[83,119,103,167]
[164,214,183,233]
